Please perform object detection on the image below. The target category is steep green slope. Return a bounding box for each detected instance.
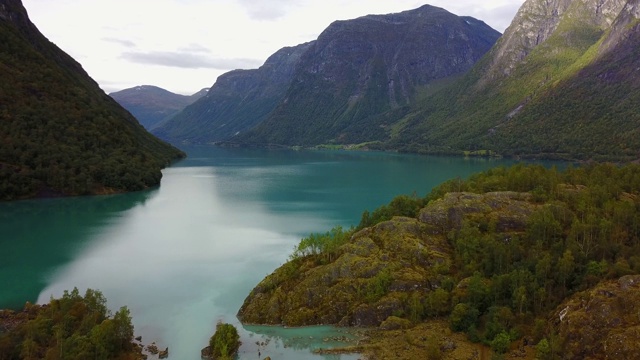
[391,0,640,161]
[235,5,500,147]
[239,163,640,358]
[0,0,184,200]
[109,85,206,130]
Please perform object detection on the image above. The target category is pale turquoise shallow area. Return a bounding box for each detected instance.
[0,146,547,359]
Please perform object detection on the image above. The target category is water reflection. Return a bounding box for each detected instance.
[35,165,338,359]
[0,190,154,309]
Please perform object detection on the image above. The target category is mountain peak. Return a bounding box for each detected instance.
[110,85,206,130]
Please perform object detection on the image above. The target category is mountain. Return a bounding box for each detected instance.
[152,43,312,144]
[391,0,640,161]
[109,85,207,130]
[235,5,500,147]
[156,5,500,146]
[0,0,184,200]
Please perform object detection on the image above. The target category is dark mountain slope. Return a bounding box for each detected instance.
[109,85,207,130]
[392,0,640,161]
[234,5,500,146]
[152,43,312,144]
[0,0,184,200]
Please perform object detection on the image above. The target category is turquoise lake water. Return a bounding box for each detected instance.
[0,146,535,359]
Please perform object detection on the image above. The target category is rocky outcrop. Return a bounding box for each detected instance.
[237,191,536,327]
[419,192,536,233]
[551,275,640,359]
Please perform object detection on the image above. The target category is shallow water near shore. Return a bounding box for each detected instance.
[1,146,538,359]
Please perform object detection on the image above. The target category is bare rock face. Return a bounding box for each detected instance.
[485,0,572,78]
[482,0,626,80]
[599,0,640,54]
[552,275,640,359]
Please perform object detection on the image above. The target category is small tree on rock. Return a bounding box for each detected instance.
[209,322,240,360]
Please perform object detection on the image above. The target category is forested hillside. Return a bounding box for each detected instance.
[239,163,640,358]
[0,0,184,200]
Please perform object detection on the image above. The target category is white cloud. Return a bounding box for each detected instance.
[121,51,263,70]
[102,37,136,48]
[22,0,526,94]
[236,0,307,20]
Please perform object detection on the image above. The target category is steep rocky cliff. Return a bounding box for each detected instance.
[481,0,625,80]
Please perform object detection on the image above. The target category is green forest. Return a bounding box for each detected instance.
[0,288,141,360]
[239,163,640,358]
[0,6,184,201]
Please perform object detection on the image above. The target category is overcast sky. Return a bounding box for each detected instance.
[22,0,526,95]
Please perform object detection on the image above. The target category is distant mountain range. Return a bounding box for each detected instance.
[153,0,640,161]
[110,85,207,130]
[153,5,500,147]
[0,0,184,200]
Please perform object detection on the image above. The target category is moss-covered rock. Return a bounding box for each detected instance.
[418,191,536,233]
[238,191,537,327]
[551,275,640,359]
[379,316,412,330]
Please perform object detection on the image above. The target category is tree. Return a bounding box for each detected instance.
[209,322,240,360]
[449,303,479,332]
[490,331,511,354]
[112,306,134,352]
[557,250,575,295]
[536,338,551,360]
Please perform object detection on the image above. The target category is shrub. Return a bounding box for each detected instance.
[209,322,241,359]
